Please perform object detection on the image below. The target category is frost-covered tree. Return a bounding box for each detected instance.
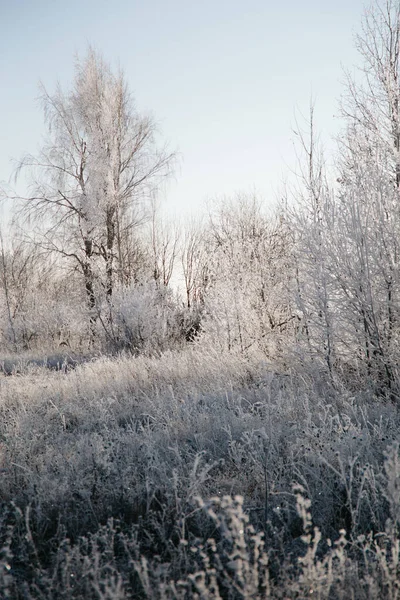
[181,217,209,309]
[200,194,294,357]
[341,0,400,188]
[334,0,400,391]
[0,231,86,351]
[149,199,179,288]
[290,1,400,394]
[288,105,337,376]
[16,49,174,340]
[332,135,400,389]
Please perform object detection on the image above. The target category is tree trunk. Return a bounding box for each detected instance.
[83,238,97,346]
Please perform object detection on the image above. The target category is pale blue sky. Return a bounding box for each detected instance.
[1,0,366,217]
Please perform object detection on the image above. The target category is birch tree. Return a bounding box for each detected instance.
[16,49,174,341]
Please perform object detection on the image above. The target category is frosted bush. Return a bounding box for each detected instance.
[108,281,185,354]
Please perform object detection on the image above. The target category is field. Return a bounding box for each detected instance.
[0,346,399,598]
[2,0,400,596]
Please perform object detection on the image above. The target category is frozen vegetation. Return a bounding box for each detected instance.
[1,0,400,597]
[0,347,400,598]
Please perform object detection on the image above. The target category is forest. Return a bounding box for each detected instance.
[1,0,400,598]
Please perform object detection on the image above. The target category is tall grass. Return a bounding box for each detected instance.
[0,345,399,597]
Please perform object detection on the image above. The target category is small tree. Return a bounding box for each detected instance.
[181,217,209,309]
[289,104,336,376]
[336,0,400,391]
[289,1,400,394]
[200,194,294,356]
[149,199,179,288]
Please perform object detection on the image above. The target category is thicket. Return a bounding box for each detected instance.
[1,0,400,597]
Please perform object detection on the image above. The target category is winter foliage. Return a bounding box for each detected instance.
[2,2,400,597]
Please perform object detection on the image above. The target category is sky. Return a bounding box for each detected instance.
[0,0,367,219]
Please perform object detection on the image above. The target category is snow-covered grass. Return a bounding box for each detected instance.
[0,346,399,598]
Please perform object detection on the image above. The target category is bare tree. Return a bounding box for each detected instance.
[0,227,17,351]
[336,0,400,391]
[200,194,294,356]
[149,200,179,288]
[15,49,174,342]
[181,218,209,309]
[290,103,335,376]
[287,2,400,395]
[341,0,400,187]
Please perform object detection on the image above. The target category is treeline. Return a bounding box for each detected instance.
[1,1,400,401]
